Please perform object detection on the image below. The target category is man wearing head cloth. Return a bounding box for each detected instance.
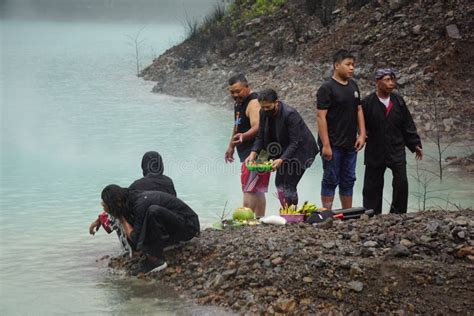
[362,68,423,215]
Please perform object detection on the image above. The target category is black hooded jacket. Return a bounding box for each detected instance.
[125,191,200,251]
[251,101,319,169]
[129,151,177,196]
[362,92,422,166]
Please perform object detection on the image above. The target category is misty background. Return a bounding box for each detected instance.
[0,0,225,23]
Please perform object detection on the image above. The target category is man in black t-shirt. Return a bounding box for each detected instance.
[224,74,269,217]
[316,49,366,210]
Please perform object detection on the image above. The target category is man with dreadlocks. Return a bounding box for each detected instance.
[101,184,200,275]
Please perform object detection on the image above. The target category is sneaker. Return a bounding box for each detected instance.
[131,258,167,276]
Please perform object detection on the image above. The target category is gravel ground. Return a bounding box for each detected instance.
[109,209,474,315]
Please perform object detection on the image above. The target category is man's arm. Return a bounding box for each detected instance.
[224,125,236,163]
[316,109,332,160]
[251,109,265,154]
[399,96,422,153]
[354,104,366,151]
[120,216,134,239]
[233,99,260,144]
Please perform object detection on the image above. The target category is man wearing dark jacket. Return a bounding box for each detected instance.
[362,68,423,215]
[245,89,319,207]
[129,151,176,195]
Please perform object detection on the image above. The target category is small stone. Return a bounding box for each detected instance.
[446,24,462,39]
[274,298,297,313]
[374,12,383,22]
[408,63,418,73]
[303,277,313,283]
[420,235,432,243]
[454,216,468,226]
[350,264,363,278]
[271,257,283,266]
[347,281,364,292]
[397,76,409,86]
[363,241,378,248]
[254,41,261,48]
[435,274,446,285]
[323,241,336,249]
[222,269,237,279]
[400,239,414,248]
[389,244,411,257]
[350,234,361,242]
[412,25,422,35]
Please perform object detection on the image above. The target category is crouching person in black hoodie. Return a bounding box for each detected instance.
[100,184,200,275]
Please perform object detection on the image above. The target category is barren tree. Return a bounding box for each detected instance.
[126,26,146,76]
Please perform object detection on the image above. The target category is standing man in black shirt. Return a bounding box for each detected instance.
[316,49,366,210]
[224,74,269,218]
[362,68,422,214]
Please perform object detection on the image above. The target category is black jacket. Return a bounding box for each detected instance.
[362,92,422,166]
[129,151,177,196]
[251,101,319,169]
[126,191,200,250]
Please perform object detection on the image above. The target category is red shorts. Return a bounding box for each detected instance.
[241,163,270,193]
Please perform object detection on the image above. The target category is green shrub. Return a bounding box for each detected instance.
[246,0,287,18]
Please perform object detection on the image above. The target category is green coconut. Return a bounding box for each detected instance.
[232,207,255,221]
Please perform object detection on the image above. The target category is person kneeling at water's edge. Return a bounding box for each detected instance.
[89,151,177,256]
[101,185,200,275]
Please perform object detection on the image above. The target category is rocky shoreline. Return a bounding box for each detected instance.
[141,0,474,143]
[109,209,474,314]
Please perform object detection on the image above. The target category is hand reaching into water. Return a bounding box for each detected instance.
[89,218,100,235]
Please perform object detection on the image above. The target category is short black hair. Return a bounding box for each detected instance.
[228,74,248,86]
[333,49,355,66]
[258,88,278,103]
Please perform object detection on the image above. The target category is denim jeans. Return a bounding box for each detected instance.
[321,146,357,196]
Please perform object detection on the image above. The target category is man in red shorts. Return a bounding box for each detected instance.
[224,74,270,218]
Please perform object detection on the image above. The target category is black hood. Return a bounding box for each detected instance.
[141,151,164,176]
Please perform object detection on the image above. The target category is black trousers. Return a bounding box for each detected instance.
[275,160,306,207]
[363,163,408,215]
[139,206,197,258]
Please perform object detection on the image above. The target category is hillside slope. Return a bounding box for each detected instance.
[141,0,474,142]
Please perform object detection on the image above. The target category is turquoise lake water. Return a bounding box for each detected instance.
[1,19,472,314]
